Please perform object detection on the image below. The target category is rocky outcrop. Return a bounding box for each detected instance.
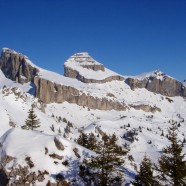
[64,52,124,83]
[125,73,186,97]
[54,137,65,151]
[0,49,126,111]
[64,66,124,83]
[0,154,48,185]
[0,48,39,83]
[34,76,126,111]
[130,104,161,113]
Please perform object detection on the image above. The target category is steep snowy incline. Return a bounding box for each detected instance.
[0,128,93,185]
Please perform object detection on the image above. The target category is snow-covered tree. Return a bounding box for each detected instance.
[22,105,40,131]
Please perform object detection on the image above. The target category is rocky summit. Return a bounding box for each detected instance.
[0,48,186,185]
[125,70,186,97]
[64,52,124,83]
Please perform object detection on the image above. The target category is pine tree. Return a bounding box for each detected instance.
[80,133,125,186]
[87,132,98,151]
[77,132,89,148]
[21,105,40,130]
[157,120,186,185]
[132,154,159,186]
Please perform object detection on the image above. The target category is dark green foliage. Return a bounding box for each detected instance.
[50,124,55,132]
[123,130,137,142]
[157,120,186,185]
[62,118,67,123]
[58,127,61,135]
[58,116,62,122]
[77,132,89,149]
[67,121,73,128]
[183,138,186,144]
[80,133,125,186]
[77,132,98,151]
[0,169,9,186]
[64,125,70,133]
[132,154,158,186]
[128,155,134,162]
[87,132,98,151]
[22,105,40,130]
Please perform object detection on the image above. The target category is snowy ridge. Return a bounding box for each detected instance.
[65,52,122,80]
[126,70,173,81]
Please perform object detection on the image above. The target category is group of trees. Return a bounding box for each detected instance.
[77,132,98,151]
[133,120,186,186]
[78,132,126,185]
[21,106,186,185]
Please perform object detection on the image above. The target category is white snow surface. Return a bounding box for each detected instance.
[0,128,93,185]
[0,80,186,185]
[0,48,186,185]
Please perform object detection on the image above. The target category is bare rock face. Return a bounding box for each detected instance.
[0,48,126,111]
[54,137,65,150]
[64,52,124,83]
[64,66,124,83]
[34,76,126,111]
[0,48,39,83]
[125,71,186,97]
[130,104,161,113]
[0,154,48,185]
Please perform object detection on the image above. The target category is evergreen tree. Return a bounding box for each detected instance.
[157,120,186,185]
[132,154,159,186]
[87,132,98,151]
[77,132,89,148]
[22,105,40,130]
[80,133,125,186]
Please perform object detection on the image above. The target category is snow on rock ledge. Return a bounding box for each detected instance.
[64,52,124,83]
[0,128,92,185]
[125,70,186,97]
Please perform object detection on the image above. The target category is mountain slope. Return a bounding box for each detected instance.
[0,48,185,185]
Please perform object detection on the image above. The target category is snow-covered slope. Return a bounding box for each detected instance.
[0,128,93,185]
[0,48,186,185]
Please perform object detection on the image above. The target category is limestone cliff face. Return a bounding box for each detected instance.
[130,104,161,113]
[64,66,124,83]
[0,48,183,112]
[0,49,126,111]
[125,71,186,97]
[64,52,124,83]
[34,77,126,111]
[0,48,39,83]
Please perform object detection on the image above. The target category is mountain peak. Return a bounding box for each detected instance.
[64,52,124,83]
[66,52,103,68]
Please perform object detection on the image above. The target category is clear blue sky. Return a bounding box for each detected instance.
[0,0,186,81]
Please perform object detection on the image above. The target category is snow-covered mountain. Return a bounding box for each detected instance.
[0,48,185,185]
